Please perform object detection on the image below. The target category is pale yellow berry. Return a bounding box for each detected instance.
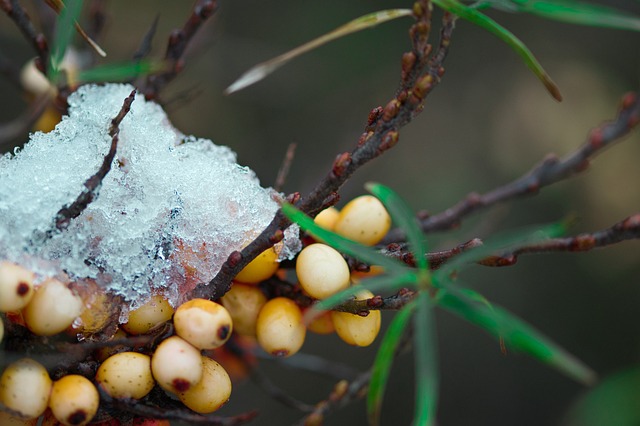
[331,290,381,347]
[314,207,340,231]
[95,352,155,399]
[334,195,391,245]
[49,375,99,426]
[20,58,53,96]
[296,243,350,299]
[174,299,232,350]
[220,282,267,337]
[178,356,232,414]
[0,262,35,312]
[122,295,174,335]
[151,336,203,394]
[70,279,116,335]
[0,358,52,419]
[256,297,306,357]
[234,248,279,284]
[22,278,83,336]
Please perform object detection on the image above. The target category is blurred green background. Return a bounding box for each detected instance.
[1,1,640,425]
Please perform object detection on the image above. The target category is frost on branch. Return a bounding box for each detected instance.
[0,84,300,313]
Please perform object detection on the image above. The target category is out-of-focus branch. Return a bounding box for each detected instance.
[385,91,640,241]
[191,3,456,301]
[142,0,217,99]
[1,0,49,73]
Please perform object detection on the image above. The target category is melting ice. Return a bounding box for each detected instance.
[0,84,299,309]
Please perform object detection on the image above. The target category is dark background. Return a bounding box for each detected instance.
[1,1,640,425]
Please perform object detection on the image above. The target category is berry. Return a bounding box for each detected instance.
[220,282,267,336]
[178,356,232,414]
[0,358,52,419]
[151,336,203,394]
[22,278,83,336]
[296,243,350,299]
[234,247,279,284]
[331,290,381,347]
[314,207,340,231]
[49,375,99,426]
[174,299,233,350]
[333,195,391,245]
[256,297,306,357]
[0,262,35,313]
[96,352,155,399]
[122,295,174,335]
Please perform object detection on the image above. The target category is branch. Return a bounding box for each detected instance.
[142,0,217,99]
[385,90,640,240]
[49,89,135,234]
[190,3,456,301]
[1,0,49,74]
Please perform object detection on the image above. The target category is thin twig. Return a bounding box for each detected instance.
[385,90,640,241]
[1,0,49,73]
[274,143,297,192]
[142,0,217,99]
[49,89,136,234]
[191,3,456,301]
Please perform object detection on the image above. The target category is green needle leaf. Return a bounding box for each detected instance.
[76,60,165,83]
[413,291,439,426]
[367,299,418,426]
[366,182,429,272]
[225,9,413,94]
[432,0,562,101]
[49,0,83,81]
[480,0,640,32]
[437,287,596,385]
[281,203,407,275]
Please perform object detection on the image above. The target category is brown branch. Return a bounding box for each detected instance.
[142,0,217,100]
[385,90,640,241]
[1,0,49,74]
[274,142,297,192]
[190,3,456,301]
[49,89,135,234]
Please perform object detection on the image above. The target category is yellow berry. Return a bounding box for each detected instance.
[331,290,381,347]
[122,295,174,335]
[220,282,267,336]
[296,243,350,299]
[334,195,391,245]
[49,375,99,426]
[314,207,340,231]
[151,336,203,394]
[0,262,35,312]
[96,352,155,399]
[0,358,52,419]
[174,299,232,350]
[22,279,83,336]
[70,279,116,335]
[306,310,335,335]
[234,248,279,284]
[178,356,232,414]
[256,297,306,357]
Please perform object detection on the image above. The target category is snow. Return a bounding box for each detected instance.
[0,83,299,311]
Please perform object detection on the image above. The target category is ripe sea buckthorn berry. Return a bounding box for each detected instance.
[333,195,391,245]
[331,290,381,347]
[256,297,306,357]
[306,310,335,335]
[296,243,350,299]
[174,299,233,349]
[234,247,279,284]
[122,294,174,335]
[70,279,116,335]
[151,336,203,394]
[314,207,340,231]
[49,375,99,426]
[178,356,232,414]
[0,358,52,419]
[22,278,83,336]
[220,282,267,337]
[0,261,35,312]
[95,352,155,399]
